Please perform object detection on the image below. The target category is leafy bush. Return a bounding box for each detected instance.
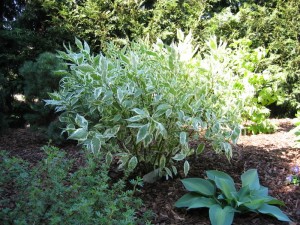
[0,146,151,224]
[175,169,291,225]
[292,111,300,147]
[46,32,261,177]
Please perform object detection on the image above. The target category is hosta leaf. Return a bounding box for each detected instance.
[68,128,88,141]
[206,170,235,184]
[175,192,200,208]
[136,123,149,143]
[75,114,88,129]
[258,204,291,222]
[215,177,236,199]
[181,178,215,196]
[209,205,235,225]
[241,169,260,190]
[243,199,265,210]
[188,197,217,209]
[184,160,190,177]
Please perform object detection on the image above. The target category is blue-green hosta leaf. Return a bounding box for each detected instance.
[184,160,190,177]
[136,123,149,143]
[75,114,88,129]
[243,199,265,210]
[188,197,217,209]
[181,178,216,196]
[258,204,291,222]
[206,170,235,184]
[68,128,88,141]
[215,177,236,200]
[175,192,202,208]
[265,198,285,206]
[236,185,251,204]
[209,205,235,225]
[241,169,260,190]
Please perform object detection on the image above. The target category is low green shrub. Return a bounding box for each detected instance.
[0,146,151,225]
[175,169,291,225]
[46,32,255,177]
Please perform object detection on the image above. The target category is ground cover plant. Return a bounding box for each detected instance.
[0,145,151,225]
[175,169,291,225]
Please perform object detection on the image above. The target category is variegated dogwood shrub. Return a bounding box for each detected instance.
[46,31,254,177]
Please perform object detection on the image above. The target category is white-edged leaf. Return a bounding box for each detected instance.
[172,165,178,175]
[126,115,144,122]
[159,155,166,169]
[180,132,187,145]
[184,160,190,177]
[68,128,88,141]
[165,167,173,178]
[136,123,149,143]
[128,156,138,171]
[172,153,186,161]
[75,114,88,128]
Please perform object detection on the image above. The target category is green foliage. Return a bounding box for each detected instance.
[19,52,66,142]
[203,0,300,116]
[292,111,300,147]
[175,169,291,225]
[0,146,151,224]
[46,33,260,177]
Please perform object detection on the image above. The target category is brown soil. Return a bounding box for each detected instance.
[0,119,299,225]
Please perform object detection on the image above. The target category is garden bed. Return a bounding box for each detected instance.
[0,119,299,224]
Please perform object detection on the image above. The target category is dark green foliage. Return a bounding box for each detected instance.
[0,146,151,224]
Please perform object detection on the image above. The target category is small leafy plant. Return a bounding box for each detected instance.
[175,169,291,225]
[0,146,152,225]
[285,165,300,186]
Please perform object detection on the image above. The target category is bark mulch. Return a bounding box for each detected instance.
[0,119,299,225]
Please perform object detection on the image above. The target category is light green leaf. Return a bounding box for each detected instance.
[241,169,260,190]
[180,132,187,145]
[68,128,88,141]
[127,123,144,128]
[159,155,166,169]
[172,166,178,175]
[77,64,94,73]
[196,143,205,155]
[84,40,90,54]
[184,160,190,177]
[126,115,144,122]
[75,37,83,49]
[258,204,291,222]
[172,153,186,161]
[181,178,216,196]
[165,167,173,178]
[209,205,235,225]
[136,123,149,143]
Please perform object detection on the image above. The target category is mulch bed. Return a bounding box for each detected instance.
[0,119,299,225]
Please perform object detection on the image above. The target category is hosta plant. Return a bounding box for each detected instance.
[175,169,291,225]
[46,31,253,178]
